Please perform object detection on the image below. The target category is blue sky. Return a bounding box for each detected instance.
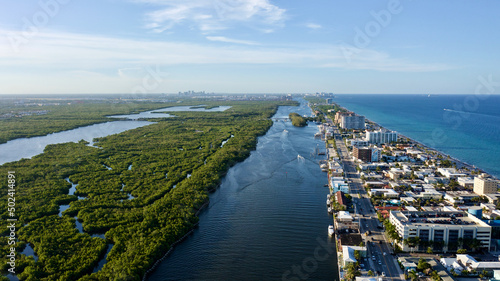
[1,0,499,94]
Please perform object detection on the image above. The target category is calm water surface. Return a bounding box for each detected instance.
[147,99,338,281]
[0,121,154,165]
[333,94,500,178]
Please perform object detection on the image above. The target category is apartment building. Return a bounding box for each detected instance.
[390,211,491,252]
[474,174,498,195]
[365,129,398,144]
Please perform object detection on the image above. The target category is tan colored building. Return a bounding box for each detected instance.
[353,146,371,162]
[474,174,498,195]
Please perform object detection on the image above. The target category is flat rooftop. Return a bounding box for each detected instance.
[391,211,485,227]
[338,232,363,247]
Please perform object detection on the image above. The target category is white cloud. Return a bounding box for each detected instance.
[0,29,453,72]
[118,67,145,77]
[206,36,259,45]
[306,23,322,29]
[134,0,286,33]
[0,29,454,94]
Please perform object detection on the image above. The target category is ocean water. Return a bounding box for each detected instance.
[333,94,500,178]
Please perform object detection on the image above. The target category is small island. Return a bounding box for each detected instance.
[289,112,307,127]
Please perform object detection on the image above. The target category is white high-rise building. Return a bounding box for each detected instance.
[340,115,365,130]
[365,129,398,144]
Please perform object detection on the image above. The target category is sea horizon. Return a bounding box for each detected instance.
[331,94,500,179]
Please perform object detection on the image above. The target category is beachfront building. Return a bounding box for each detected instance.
[437,168,467,180]
[474,174,498,195]
[335,112,365,129]
[390,210,492,252]
[365,129,398,144]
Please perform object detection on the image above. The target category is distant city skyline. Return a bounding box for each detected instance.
[1,0,500,95]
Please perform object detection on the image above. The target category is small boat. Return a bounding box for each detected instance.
[328,225,334,236]
[326,199,331,205]
[283,129,288,133]
[326,194,331,199]
[328,207,333,214]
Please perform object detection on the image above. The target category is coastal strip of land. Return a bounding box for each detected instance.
[307,96,500,281]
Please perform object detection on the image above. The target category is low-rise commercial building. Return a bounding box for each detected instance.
[369,188,399,198]
[458,177,475,188]
[437,168,467,180]
[330,177,349,193]
[444,191,480,205]
[441,255,500,275]
[390,210,492,252]
[341,246,367,267]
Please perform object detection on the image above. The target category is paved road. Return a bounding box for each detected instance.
[327,117,404,280]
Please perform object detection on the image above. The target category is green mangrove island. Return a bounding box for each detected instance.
[289,112,307,127]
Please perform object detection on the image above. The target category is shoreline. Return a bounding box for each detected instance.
[141,200,209,281]
[336,104,499,181]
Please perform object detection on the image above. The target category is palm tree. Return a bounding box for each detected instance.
[470,239,482,253]
[408,270,418,281]
[344,263,361,281]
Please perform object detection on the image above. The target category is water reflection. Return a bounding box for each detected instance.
[108,105,231,120]
[0,121,154,165]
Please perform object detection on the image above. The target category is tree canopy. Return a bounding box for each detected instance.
[0,99,296,280]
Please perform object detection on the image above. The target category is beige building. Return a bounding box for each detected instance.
[474,174,498,195]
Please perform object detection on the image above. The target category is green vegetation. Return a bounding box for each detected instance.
[302,96,327,104]
[0,101,173,144]
[0,100,295,280]
[417,258,431,271]
[288,113,307,127]
[343,263,361,281]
